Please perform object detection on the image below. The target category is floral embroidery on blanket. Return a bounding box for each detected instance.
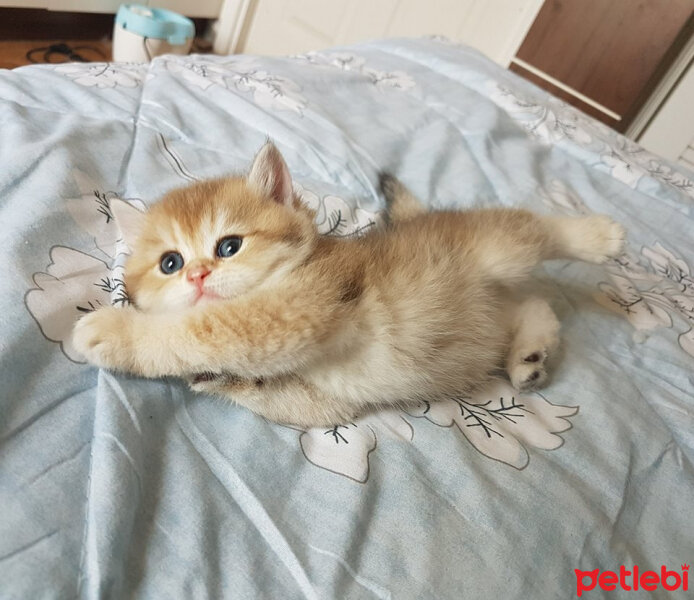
[540,178,694,358]
[163,56,309,114]
[492,85,694,197]
[55,63,147,88]
[296,380,577,482]
[292,51,416,91]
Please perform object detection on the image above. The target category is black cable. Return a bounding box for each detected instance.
[26,43,107,64]
[142,37,152,61]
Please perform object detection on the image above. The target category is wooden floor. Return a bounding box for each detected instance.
[0,39,112,69]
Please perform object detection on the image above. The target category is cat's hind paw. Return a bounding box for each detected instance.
[508,349,549,391]
[561,215,626,264]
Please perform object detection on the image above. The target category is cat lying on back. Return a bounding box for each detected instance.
[73,142,625,427]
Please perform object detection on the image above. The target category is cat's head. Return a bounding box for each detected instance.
[114,143,318,313]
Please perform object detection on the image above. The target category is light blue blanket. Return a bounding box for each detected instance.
[1,38,693,599]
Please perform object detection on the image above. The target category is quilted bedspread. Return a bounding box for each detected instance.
[1,37,693,599]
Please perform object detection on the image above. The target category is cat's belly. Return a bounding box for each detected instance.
[302,334,504,407]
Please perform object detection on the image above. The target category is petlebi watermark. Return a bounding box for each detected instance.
[575,564,689,596]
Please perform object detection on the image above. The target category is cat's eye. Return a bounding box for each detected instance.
[216,236,243,258]
[160,251,184,274]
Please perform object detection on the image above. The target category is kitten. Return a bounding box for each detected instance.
[73,142,625,427]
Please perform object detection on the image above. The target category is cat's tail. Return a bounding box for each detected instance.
[379,173,427,223]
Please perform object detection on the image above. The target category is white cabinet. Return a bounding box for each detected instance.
[218,0,543,66]
[46,0,128,11]
[1,0,222,17]
[1,0,46,6]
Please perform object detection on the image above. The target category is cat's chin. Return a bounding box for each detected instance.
[193,290,222,305]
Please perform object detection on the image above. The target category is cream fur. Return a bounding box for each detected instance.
[73,143,625,427]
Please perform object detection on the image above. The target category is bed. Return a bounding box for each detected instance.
[1,37,693,599]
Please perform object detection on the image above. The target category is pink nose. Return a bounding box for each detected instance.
[187,266,211,285]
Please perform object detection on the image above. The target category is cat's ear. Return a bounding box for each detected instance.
[110,199,146,252]
[248,142,294,207]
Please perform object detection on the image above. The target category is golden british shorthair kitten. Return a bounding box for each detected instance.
[73,142,625,427]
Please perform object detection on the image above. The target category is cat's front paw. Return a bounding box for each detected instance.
[73,307,134,370]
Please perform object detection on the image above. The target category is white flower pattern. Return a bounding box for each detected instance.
[298,411,414,482]
[66,170,146,259]
[493,84,694,196]
[539,179,694,357]
[492,84,596,146]
[293,51,416,91]
[164,58,228,90]
[598,245,694,357]
[163,56,308,114]
[297,381,577,481]
[26,171,143,362]
[406,381,577,469]
[230,63,307,113]
[55,63,147,88]
[26,247,114,362]
[298,184,379,236]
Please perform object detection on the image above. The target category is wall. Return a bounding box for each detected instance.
[639,60,694,168]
